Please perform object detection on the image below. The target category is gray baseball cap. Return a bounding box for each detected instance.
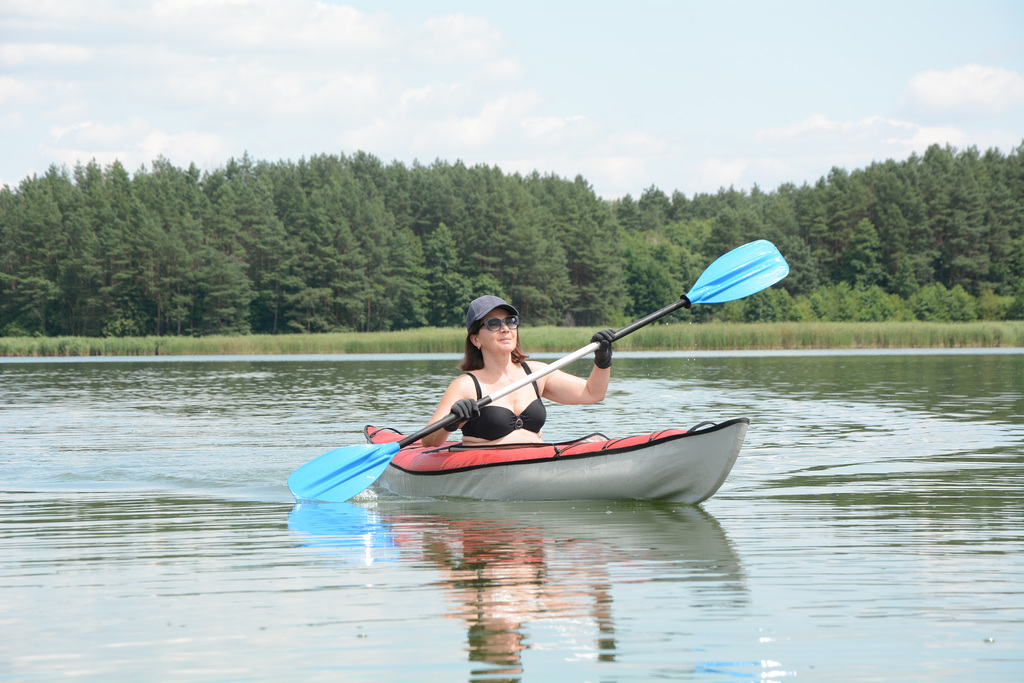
[465,295,519,332]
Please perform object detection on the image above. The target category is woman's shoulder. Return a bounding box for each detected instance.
[449,372,477,389]
[521,359,549,371]
[437,372,473,396]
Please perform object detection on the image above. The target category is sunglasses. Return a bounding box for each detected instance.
[481,315,519,332]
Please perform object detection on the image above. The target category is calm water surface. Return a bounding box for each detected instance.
[1,350,1022,682]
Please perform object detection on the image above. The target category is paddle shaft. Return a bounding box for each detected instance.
[398,295,693,448]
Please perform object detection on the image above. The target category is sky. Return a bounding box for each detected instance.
[2,0,1023,198]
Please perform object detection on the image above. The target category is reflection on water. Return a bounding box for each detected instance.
[1,350,1022,681]
[289,502,398,564]
[289,500,745,681]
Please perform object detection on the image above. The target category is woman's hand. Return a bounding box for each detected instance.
[591,328,615,369]
[451,398,480,422]
[444,398,480,431]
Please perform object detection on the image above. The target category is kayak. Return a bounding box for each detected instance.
[363,418,749,503]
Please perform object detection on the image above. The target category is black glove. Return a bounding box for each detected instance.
[591,328,615,369]
[444,398,481,431]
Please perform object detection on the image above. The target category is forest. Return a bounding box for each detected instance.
[1,142,1023,338]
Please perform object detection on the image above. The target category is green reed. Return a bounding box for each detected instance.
[614,321,1024,350]
[1,322,1022,357]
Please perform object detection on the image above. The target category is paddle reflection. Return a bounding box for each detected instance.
[287,502,397,564]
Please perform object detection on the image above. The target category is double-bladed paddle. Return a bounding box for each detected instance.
[288,239,789,502]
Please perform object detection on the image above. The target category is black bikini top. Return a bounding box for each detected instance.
[460,362,546,440]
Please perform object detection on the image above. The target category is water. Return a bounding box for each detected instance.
[2,350,1022,682]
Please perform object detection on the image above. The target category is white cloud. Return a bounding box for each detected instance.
[472,59,524,82]
[755,114,914,144]
[139,129,232,168]
[700,158,748,190]
[416,13,504,63]
[0,0,96,23]
[113,48,384,127]
[150,0,391,52]
[342,117,396,152]
[521,115,586,140]
[41,121,231,175]
[754,113,973,159]
[908,64,1024,116]
[586,155,651,195]
[49,120,93,142]
[0,111,26,134]
[55,117,150,147]
[0,75,37,106]
[493,126,675,198]
[2,2,1021,199]
[0,2,529,183]
[902,124,972,150]
[599,131,666,156]
[0,42,94,65]
[0,1,526,186]
[428,92,542,148]
[685,105,1024,196]
[713,108,1020,195]
[41,146,129,173]
[399,83,461,112]
[755,113,838,141]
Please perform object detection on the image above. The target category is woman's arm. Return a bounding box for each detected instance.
[537,329,613,406]
[420,375,477,447]
[538,363,609,406]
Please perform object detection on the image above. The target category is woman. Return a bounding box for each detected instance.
[420,295,615,447]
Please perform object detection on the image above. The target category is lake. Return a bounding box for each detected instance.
[1,350,1022,682]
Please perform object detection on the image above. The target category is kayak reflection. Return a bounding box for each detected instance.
[291,500,746,680]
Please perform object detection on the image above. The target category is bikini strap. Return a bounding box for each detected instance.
[465,373,483,399]
[466,364,540,400]
[521,361,541,399]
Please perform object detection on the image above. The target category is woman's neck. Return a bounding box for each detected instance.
[477,351,517,380]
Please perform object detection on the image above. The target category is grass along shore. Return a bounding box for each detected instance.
[2,321,1023,357]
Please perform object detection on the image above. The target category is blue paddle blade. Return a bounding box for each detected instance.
[686,239,789,304]
[287,441,401,502]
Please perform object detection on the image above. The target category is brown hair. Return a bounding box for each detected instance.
[458,321,528,371]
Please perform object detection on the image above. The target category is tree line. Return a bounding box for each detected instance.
[1,143,1023,337]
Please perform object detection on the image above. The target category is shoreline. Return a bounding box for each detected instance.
[2,321,1022,357]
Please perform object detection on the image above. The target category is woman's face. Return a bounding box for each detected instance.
[470,307,518,354]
